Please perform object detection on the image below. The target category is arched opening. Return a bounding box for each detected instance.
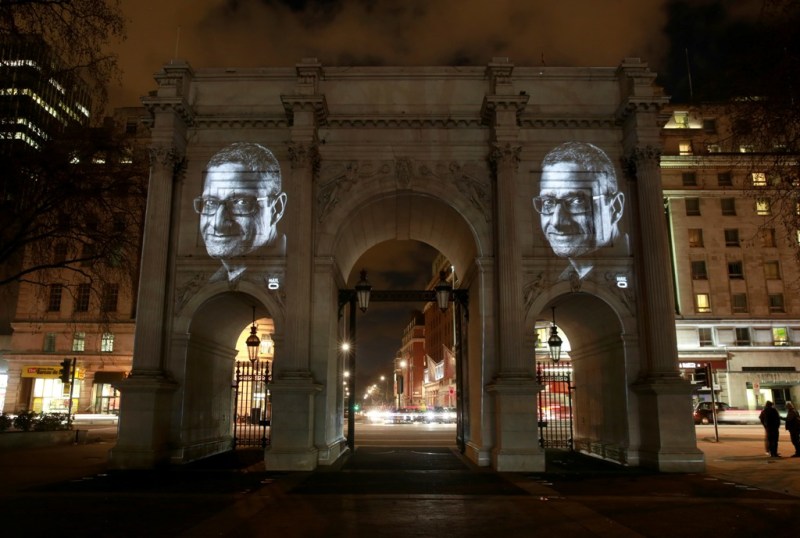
[179,291,279,462]
[532,292,632,464]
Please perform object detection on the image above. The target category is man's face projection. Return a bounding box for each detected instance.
[197,163,279,259]
[537,162,617,258]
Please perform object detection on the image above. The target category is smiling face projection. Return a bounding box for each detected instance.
[194,143,287,282]
[534,142,626,278]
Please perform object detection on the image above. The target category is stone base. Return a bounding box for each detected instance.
[491,448,546,472]
[264,447,320,471]
[464,441,492,467]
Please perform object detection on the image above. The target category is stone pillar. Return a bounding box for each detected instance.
[617,58,704,472]
[481,58,543,472]
[265,59,326,470]
[110,62,193,469]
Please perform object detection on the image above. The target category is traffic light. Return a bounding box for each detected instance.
[396,373,404,394]
[59,359,72,384]
[694,365,709,387]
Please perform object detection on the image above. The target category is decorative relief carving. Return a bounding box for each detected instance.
[174,273,206,315]
[395,158,413,189]
[418,161,492,222]
[489,142,522,170]
[317,162,359,222]
[287,142,320,171]
[523,272,546,313]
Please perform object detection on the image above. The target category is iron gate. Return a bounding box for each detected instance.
[536,362,574,450]
[233,360,271,449]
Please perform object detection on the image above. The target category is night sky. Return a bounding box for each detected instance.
[109,0,765,389]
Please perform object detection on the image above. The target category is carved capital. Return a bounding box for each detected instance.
[287,142,320,171]
[623,145,661,179]
[489,142,522,170]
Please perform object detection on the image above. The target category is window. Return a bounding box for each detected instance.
[100,333,114,352]
[764,261,781,280]
[735,327,751,346]
[75,283,91,312]
[731,293,748,314]
[720,198,736,216]
[727,261,744,279]
[679,142,693,156]
[717,172,732,186]
[751,172,767,187]
[703,119,717,133]
[761,228,776,247]
[698,328,713,347]
[773,327,790,346]
[125,120,138,135]
[685,198,700,216]
[47,284,63,312]
[740,144,754,153]
[695,293,711,313]
[706,144,721,153]
[691,261,708,280]
[43,333,56,352]
[724,229,740,247]
[102,284,119,313]
[769,294,786,313]
[688,228,704,248]
[732,293,748,313]
[673,112,689,128]
[682,172,697,186]
[72,332,86,352]
[756,199,771,216]
[80,243,96,266]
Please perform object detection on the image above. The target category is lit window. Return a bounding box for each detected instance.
[739,145,754,153]
[751,172,767,187]
[685,198,700,216]
[764,261,781,280]
[732,294,748,313]
[691,261,708,280]
[706,144,721,153]
[735,327,751,346]
[679,142,693,156]
[688,228,704,248]
[101,333,114,352]
[773,327,789,346]
[698,328,713,347]
[72,332,86,352]
[756,199,771,216]
[724,229,740,247]
[673,112,689,128]
[695,293,711,313]
[769,294,785,313]
[721,198,736,216]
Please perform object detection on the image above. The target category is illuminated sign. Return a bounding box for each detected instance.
[22,366,85,379]
[267,277,280,290]
[616,275,628,289]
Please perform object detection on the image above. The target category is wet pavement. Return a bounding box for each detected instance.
[1,428,799,537]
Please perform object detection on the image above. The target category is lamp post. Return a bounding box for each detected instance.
[435,270,452,312]
[246,306,261,364]
[547,306,563,364]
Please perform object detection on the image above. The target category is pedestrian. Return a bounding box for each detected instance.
[759,401,782,457]
[785,401,800,457]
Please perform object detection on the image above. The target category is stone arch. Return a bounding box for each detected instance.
[526,280,641,464]
[324,191,482,281]
[167,286,284,463]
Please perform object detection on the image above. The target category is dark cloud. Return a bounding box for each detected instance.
[111,0,675,109]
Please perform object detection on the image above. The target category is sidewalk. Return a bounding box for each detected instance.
[1,428,798,537]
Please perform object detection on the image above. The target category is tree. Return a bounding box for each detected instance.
[0,119,149,307]
[0,0,126,117]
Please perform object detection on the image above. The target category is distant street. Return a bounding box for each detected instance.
[354,421,456,447]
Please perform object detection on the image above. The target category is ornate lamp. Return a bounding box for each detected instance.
[246,306,261,364]
[435,270,452,312]
[355,269,372,312]
[547,306,563,364]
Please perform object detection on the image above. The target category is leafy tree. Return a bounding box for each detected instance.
[0,0,126,116]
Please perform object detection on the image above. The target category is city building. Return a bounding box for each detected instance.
[421,255,457,409]
[0,107,149,417]
[662,104,800,411]
[395,312,426,408]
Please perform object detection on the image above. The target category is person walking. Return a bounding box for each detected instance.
[759,401,782,457]
[785,401,800,457]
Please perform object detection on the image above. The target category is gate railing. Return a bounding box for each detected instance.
[536,362,573,450]
[233,360,271,449]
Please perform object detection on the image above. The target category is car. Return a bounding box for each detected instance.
[693,401,730,424]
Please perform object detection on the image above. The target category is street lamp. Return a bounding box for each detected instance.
[547,306,563,364]
[246,306,261,364]
[355,269,372,312]
[435,270,452,312]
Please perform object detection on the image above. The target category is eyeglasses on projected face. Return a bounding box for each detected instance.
[193,196,271,216]
[533,194,610,216]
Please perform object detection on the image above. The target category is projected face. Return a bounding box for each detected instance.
[535,142,625,265]
[195,143,286,269]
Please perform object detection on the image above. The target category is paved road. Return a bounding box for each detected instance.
[1,424,798,537]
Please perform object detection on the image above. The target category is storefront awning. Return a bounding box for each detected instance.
[93,371,127,384]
